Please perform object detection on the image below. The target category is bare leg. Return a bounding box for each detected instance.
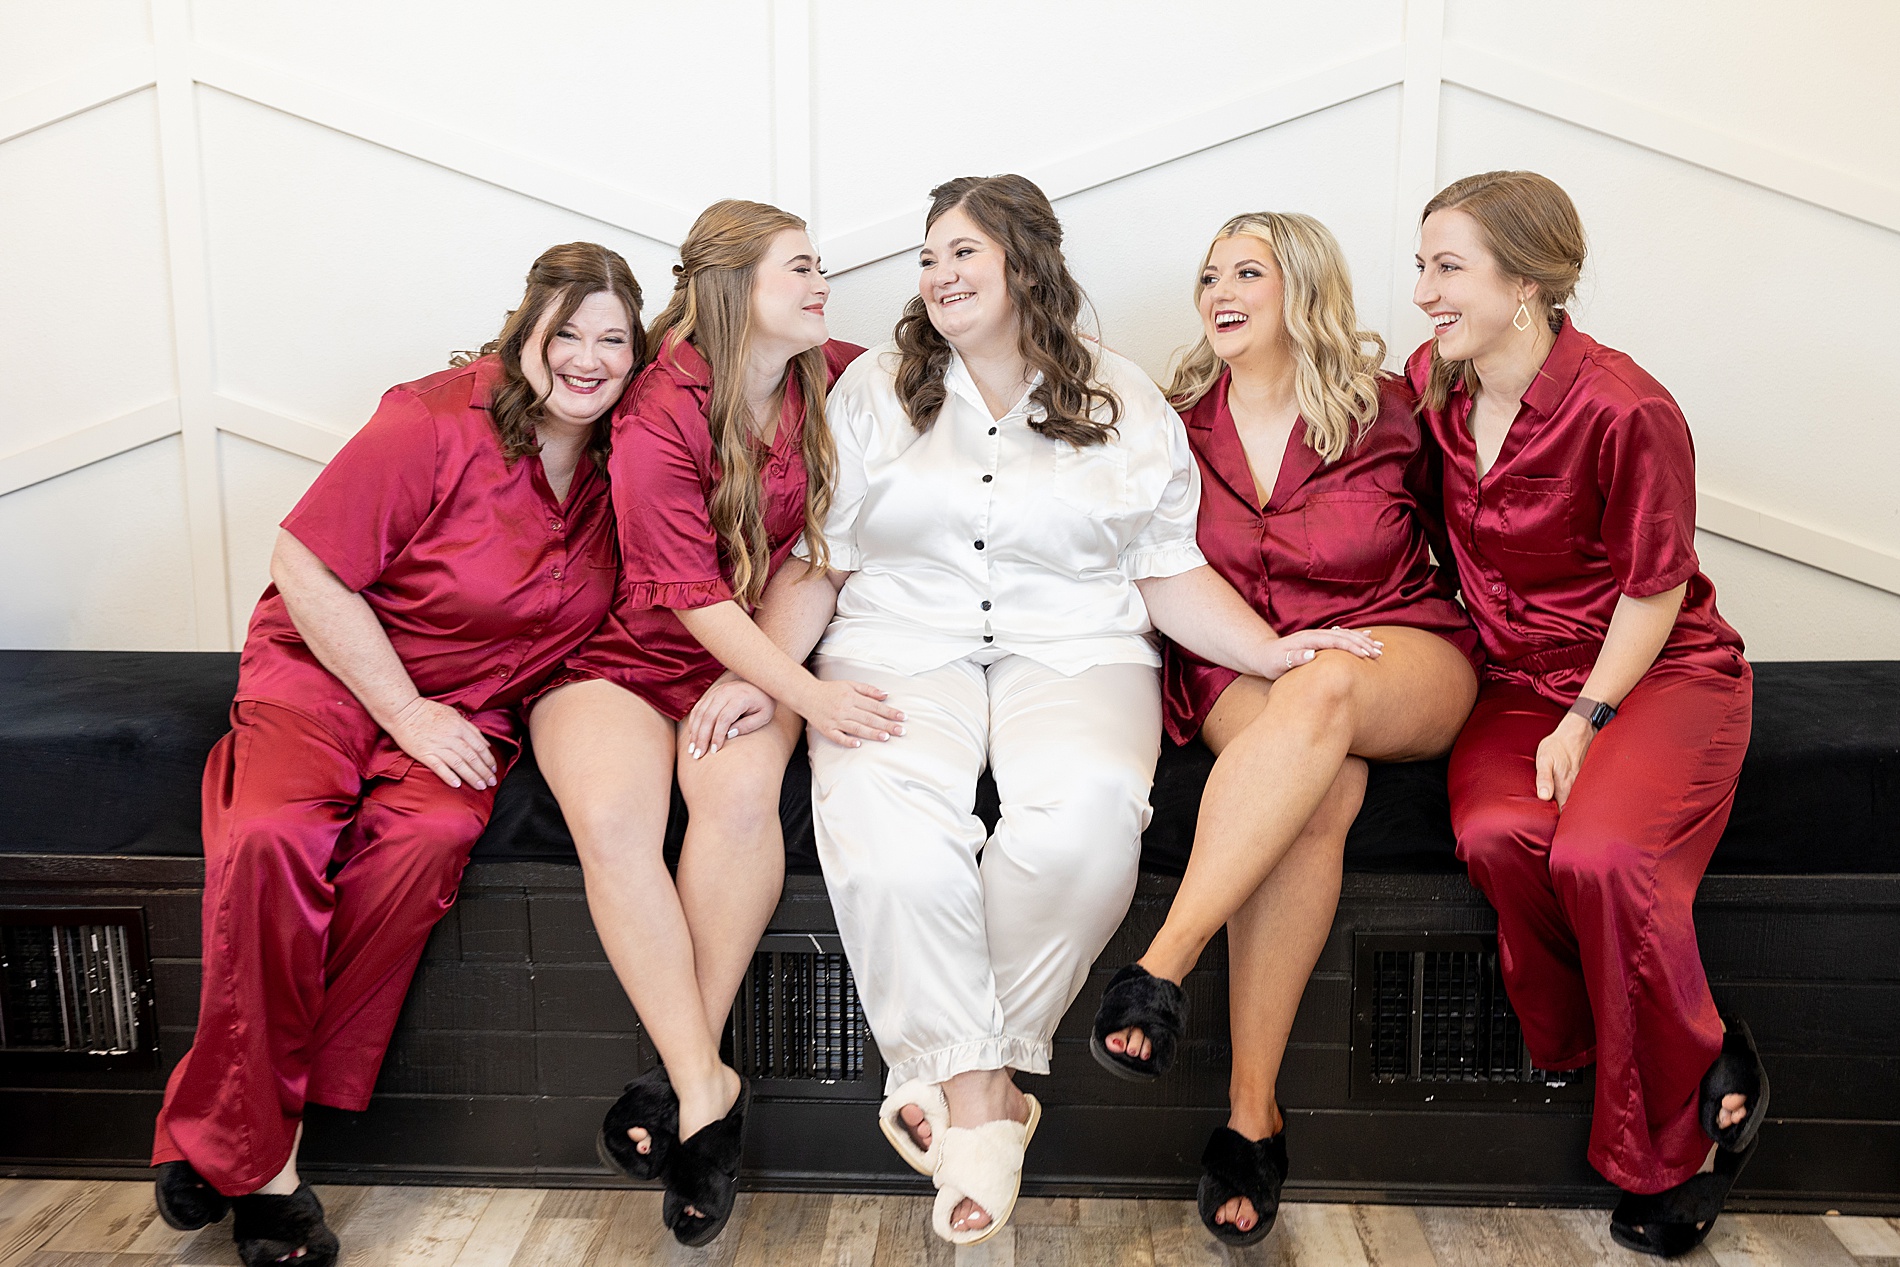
[254,1123,304,1196]
[528,680,712,1160]
[1215,758,1364,1232]
[1109,627,1477,1062]
[937,1068,1031,1233]
[671,704,804,1137]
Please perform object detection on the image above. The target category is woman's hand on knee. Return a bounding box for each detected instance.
[1255,627,1383,680]
[388,697,498,789]
[1535,714,1595,808]
[685,675,777,758]
[798,679,906,749]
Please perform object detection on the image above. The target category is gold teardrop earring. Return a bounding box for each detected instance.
[1513,301,1533,332]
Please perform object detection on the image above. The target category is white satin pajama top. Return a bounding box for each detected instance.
[802,342,1206,676]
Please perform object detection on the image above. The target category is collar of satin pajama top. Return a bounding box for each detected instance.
[636,331,807,475]
[1183,367,1327,513]
[816,342,1206,679]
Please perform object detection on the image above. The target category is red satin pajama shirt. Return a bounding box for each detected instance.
[545,336,864,720]
[1163,371,1480,744]
[1410,318,1750,1194]
[153,358,616,1194]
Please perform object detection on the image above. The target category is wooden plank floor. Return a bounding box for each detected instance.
[5,1179,1899,1266]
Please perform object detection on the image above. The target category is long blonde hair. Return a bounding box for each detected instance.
[1418,171,1585,414]
[1166,212,1385,463]
[642,200,835,607]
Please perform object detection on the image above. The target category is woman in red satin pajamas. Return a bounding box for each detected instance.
[525,200,890,1248]
[1089,212,1479,1249]
[1411,171,1763,1257]
[150,244,641,1267]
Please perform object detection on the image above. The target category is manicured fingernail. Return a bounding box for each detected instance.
[727,727,739,739]
[1304,649,1316,660]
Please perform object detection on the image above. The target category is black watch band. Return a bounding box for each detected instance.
[1568,696,1617,729]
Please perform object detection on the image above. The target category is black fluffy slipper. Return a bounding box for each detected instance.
[1610,1134,1758,1258]
[663,1078,752,1247]
[598,1065,680,1182]
[1197,1127,1288,1247]
[154,1159,230,1231]
[232,1184,340,1267]
[1088,963,1189,1081]
[1700,1017,1770,1153]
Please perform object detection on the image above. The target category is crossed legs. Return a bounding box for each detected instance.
[531,679,799,1162]
[1108,628,1477,1232]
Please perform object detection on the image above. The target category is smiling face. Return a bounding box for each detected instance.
[1413,207,1538,363]
[1198,234,1290,370]
[918,205,1017,355]
[521,289,637,430]
[748,227,831,359]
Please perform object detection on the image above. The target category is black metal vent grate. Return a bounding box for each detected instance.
[1352,933,1588,1103]
[730,940,871,1085]
[2,909,153,1061]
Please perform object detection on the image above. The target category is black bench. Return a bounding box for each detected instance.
[2,651,1897,1211]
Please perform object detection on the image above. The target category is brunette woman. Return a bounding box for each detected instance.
[746,176,1378,1246]
[527,200,889,1247]
[1410,170,1763,1257]
[151,244,641,1266]
[1087,212,1482,1246]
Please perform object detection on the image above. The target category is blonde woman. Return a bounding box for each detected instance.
[527,201,892,1246]
[1088,213,1482,1246]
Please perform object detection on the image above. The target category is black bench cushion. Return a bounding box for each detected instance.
[2,651,1896,876]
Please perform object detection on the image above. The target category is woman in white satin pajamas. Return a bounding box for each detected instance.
[749,175,1379,1245]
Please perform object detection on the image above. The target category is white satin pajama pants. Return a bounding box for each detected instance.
[808,651,1162,1091]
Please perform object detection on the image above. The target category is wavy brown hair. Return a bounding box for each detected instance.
[452,242,645,471]
[1418,171,1585,413]
[642,200,836,607]
[1167,212,1387,463]
[894,174,1120,446]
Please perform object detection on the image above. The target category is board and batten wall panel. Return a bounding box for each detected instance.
[0,0,1894,658]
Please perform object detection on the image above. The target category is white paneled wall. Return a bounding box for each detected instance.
[2,0,1896,657]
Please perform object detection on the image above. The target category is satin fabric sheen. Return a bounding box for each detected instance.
[154,358,617,1193]
[1414,321,1751,1193]
[241,358,617,734]
[547,336,865,720]
[1163,370,1481,744]
[804,343,1206,677]
[809,652,1161,1091]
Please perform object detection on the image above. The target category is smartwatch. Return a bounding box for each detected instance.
[1567,696,1617,729]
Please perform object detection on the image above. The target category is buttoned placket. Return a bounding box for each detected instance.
[977,415,1004,643]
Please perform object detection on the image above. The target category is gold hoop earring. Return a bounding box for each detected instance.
[1513,302,1533,332]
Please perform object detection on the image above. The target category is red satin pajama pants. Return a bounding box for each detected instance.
[1448,655,1751,1193]
[152,700,501,1195]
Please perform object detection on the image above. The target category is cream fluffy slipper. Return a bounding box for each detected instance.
[930,1094,1043,1246]
[877,1079,950,1176]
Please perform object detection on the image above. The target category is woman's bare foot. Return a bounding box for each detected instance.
[1213,1102,1285,1233]
[669,1062,742,1217]
[1103,952,1191,1065]
[942,1069,1030,1233]
[897,1103,933,1153]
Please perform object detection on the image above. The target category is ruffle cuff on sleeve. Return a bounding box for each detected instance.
[1120,542,1207,581]
[620,576,733,611]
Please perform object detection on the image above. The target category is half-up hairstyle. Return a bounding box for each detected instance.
[894,174,1121,447]
[1418,171,1586,413]
[1166,212,1386,464]
[453,241,645,471]
[641,199,836,608]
